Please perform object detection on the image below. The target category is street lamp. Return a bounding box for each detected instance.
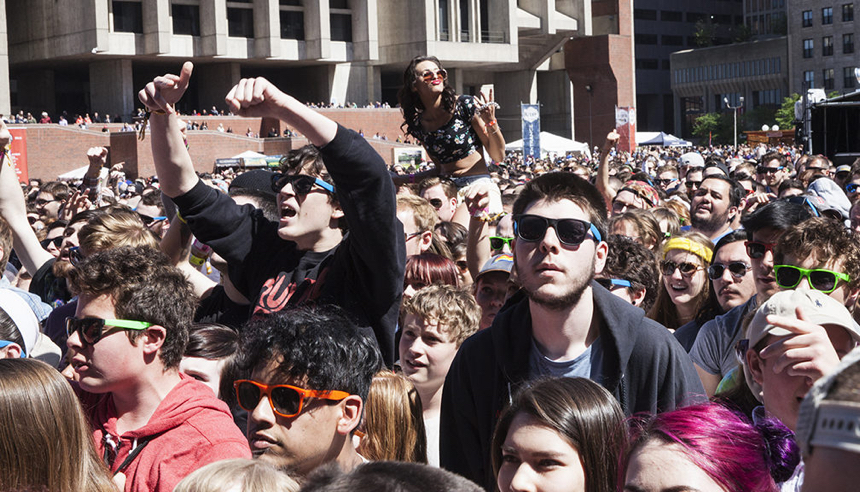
[724,96,744,150]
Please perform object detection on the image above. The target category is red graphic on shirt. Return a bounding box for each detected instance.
[253,267,330,315]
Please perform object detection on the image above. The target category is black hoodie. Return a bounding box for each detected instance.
[439,281,705,489]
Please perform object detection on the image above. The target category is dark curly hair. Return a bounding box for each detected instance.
[67,246,196,369]
[603,235,660,312]
[397,56,458,139]
[237,306,383,404]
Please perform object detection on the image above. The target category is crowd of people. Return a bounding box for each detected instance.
[0,56,859,492]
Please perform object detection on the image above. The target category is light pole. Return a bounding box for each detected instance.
[585,84,594,150]
[724,96,744,150]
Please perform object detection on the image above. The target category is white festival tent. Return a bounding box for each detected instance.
[636,131,692,147]
[505,131,591,159]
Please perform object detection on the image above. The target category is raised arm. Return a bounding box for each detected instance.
[596,130,620,209]
[0,122,54,275]
[471,89,506,163]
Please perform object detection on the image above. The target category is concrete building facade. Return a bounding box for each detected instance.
[632,0,743,132]
[787,0,860,95]
[670,36,788,138]
[1,0,615,141]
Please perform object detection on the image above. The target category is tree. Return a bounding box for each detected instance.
[692,112,734,144]
[775,93,801,130]
[694,19,715,47]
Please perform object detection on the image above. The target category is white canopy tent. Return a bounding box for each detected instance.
[636,131,692,147]
[505,131,591,159]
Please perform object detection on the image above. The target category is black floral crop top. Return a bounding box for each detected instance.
[409,95,480,166]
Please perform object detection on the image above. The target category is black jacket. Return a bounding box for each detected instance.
[173,125,405,365]
[439,282,705,489]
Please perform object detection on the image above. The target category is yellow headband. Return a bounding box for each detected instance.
[664,237,713,263]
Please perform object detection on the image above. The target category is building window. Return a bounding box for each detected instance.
[805,70,815,88]
[662,35,683,46]
[635,59,659,70]
[844,3,854,21]
[823,7,833,24]
[172,4,200,36]
[635,34,658,45]
[280,10,304,39]
[824,68,835,90]
[823,36,834,55]
[634,9,657,20]
[661,10,683,22]
[113,1,143,33]
[804,38,814,58]
[845,67,856,88]
[227,1,254,37]
[330,14,352,42]
[803,10,813,27]
[845,33,855,53]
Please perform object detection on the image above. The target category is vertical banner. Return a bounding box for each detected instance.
[7,128,29,183]
[615,106,636,154]
[521,104,541,159]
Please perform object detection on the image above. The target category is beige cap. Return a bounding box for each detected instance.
[744,290,860,402]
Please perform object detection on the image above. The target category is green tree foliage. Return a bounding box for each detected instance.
[692,112,735,144]
[775,93,801,130]
[694,19,715,47]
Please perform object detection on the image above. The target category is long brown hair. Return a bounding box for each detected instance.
[0,359,116,492]
[398,56,458,137]
[357,370,428,463]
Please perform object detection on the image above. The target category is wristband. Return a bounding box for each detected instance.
[486,120,497,127]
[138,109,169,141]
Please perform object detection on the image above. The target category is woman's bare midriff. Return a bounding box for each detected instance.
[442,151,490,178]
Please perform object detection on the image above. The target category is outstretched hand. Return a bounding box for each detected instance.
[138,62,194,114]
[474,89,497,123]
[87,146,109,168]
[225,77,289,119]
[603,130,620,152]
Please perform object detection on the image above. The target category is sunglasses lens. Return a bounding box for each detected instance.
[746,242,765,259]
[707,265,724,280]
[809,270,838,291]
[67,318,103,345]
[848,184,859,193]
[556,219,588,245]
[679,263,698,274]
[489,237,503,250]
[775,266,802,288]
[728,262,749,277]
[236,382,262,412]
[516,216,547,242]
[595,278,612,290]
[661,261,676,276]
[429,198,443,209]
[271,386,302,416]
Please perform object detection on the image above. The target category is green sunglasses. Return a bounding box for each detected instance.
[773,265,851,294]
[489,236,514,250]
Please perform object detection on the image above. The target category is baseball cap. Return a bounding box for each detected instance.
[475,254,513,282]
[836,164,851,174]
[680,152,705,168]
[743,290,860,401]
[0,289,40,357]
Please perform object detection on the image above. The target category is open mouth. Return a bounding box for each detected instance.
[670,283,689,292]
[281,204,297,218]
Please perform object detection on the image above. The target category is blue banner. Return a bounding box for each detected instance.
[521,104,541,158]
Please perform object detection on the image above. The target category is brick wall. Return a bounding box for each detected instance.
[16,108,417,180]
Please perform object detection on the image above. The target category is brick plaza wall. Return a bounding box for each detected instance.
[14,108,418,180]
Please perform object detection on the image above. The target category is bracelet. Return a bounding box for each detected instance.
[486,120,497,127]
[138,109,169,141]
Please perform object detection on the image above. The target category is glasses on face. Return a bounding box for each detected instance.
[734,338,750,365]
[428,198,444,209]
[655,178,677,186]
[35,197,56,207]
[744,240,776,259]
[708,261,752,280]
[455,260,468,272]
[513,214,602,246]
[733,173,751,181]
[40,236,63,249]
[846,183,860,194]
[685,180,703,189]
[489,236,514,250]
[405,231,423,243]
[595,278,633,290]
[773,264,851,293]
[756,166,783,174]
[137,213,167,226]
[271,173,335,196]
[661,260,702,277]
[68,246,85,266]
[612,200,640,213]
[65,317,153,347]
[233,379,350,419]
[419,68,448,82]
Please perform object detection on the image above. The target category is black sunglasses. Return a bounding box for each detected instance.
[428,198,444,209]
[661,260,701,277]
[756,166,783,174]
[595,278,633,290]
[489,236,514,250]
[271,173,335,195]
[68,246,85,266]
[744,240,776,259]
[40,236,63,249]
[513,214,602,246]
[685,180,703,189]
[65,317,152,347]
[707,261,752,280]
[846,183,860,194]
[655,178,677,186]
